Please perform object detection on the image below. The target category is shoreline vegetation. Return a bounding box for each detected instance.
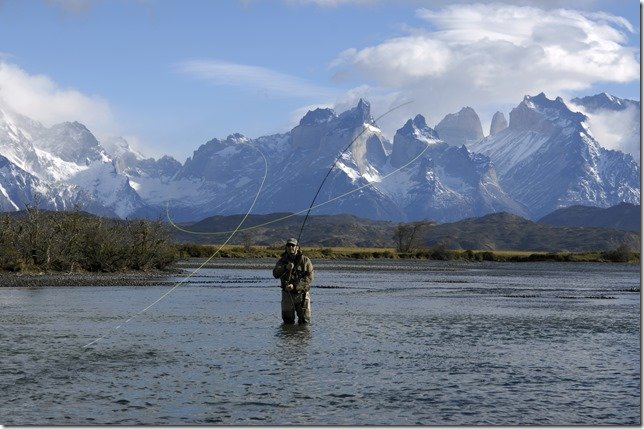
[179,243,640,264]
[0,209,639,282]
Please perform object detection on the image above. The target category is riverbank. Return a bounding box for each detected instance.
[1,244,639,287]
[0,270,180,287]
[180,244,640,263]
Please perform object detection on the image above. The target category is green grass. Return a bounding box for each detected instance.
[176,243,640,263]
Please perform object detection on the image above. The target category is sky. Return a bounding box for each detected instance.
[0,0,640,161]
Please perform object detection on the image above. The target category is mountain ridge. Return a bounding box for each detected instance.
[469,93,639,218]
[0,93,639,224]
[169,202,639,251]
[538,202,640,232]
[421,211,640,252]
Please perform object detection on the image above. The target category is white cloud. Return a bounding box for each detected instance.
[174,59,336,99]
[573,103,641,163]
[330,3,640,134]
[0,61,115,134]
[335,36,452,86]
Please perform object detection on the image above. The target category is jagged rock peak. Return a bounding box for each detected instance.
[356,98,370,113]
[571,92,639,112]
[511,93,586,132]
[435,106,484,146]
[489,111,508,135]
[50,121,97,139]
[522,93,570,111]
[299,107,336,126]
[226,133,249,143]
[391,114,441,168]
[399,114,438,139]
[411,114,428,129]
[338,98,374,128]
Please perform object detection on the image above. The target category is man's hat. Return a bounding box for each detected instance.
[286,238,298,246]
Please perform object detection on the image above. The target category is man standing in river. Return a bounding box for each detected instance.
[273,238,314,324]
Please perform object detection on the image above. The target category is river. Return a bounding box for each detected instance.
[1,259,640,425]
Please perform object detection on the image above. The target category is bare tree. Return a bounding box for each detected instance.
[241,231,253,252]
[393,221,434,252]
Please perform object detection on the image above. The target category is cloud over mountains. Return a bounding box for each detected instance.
[330,3,639,139]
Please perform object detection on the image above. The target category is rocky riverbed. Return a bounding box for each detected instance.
[0,270,180,287]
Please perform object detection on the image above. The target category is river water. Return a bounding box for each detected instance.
[1,259,640,425]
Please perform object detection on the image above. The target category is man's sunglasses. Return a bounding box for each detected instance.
[287,244,297,247]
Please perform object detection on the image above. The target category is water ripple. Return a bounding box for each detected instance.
[0,260,639,425]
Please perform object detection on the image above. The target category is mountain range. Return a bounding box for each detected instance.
[0,92,639,224]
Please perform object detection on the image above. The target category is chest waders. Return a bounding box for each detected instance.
[282,256,310,324]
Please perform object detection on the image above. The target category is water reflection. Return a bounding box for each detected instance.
[275,323,311,346]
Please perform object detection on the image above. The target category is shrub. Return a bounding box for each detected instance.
[430,244,452,260]
[321,248,334,257]
[0,209,179,272]
[602,244,633,263]
[481,251,496,261]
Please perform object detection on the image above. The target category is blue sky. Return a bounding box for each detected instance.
[0,0,640,161]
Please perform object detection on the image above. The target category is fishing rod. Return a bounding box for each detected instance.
[166,101,418,240]
[296,100,414,244]
[284,101,413,322]
[165,143,425,237]
[84,102,420,347]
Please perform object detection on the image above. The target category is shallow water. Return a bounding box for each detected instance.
[1,260,640,425]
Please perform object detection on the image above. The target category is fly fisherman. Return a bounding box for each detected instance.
[273,238,314,324]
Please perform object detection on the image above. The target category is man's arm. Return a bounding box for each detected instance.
[273,258,287,279]
[295,257,314,292]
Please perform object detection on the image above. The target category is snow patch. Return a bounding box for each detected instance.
[0,183,19,210]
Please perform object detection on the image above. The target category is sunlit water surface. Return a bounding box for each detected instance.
[1,260,640,425]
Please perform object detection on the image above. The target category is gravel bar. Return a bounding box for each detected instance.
[0,271,181,287]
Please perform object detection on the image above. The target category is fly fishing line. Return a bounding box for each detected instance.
[296,100,413,242]
[82,142,268,348]
[165,101,424,239]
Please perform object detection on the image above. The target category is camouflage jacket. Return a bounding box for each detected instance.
[272,250,314,293]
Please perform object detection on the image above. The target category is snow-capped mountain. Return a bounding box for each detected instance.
[0,93,639,224]
[571,92,640,112]
[103,135,181,180]
[469,93,640,218]
[0,154,69,212]
[144,100,526,223]
[375,114,527,221]
[152,100,405,222]
[0,104,148,217]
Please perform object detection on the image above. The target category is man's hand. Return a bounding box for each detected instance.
[285,262,294,271]
[285,283,294,292]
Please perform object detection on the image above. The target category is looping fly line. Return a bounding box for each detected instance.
[82,141,268,348]
[166,101,424,239]
[83,101,421,348]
